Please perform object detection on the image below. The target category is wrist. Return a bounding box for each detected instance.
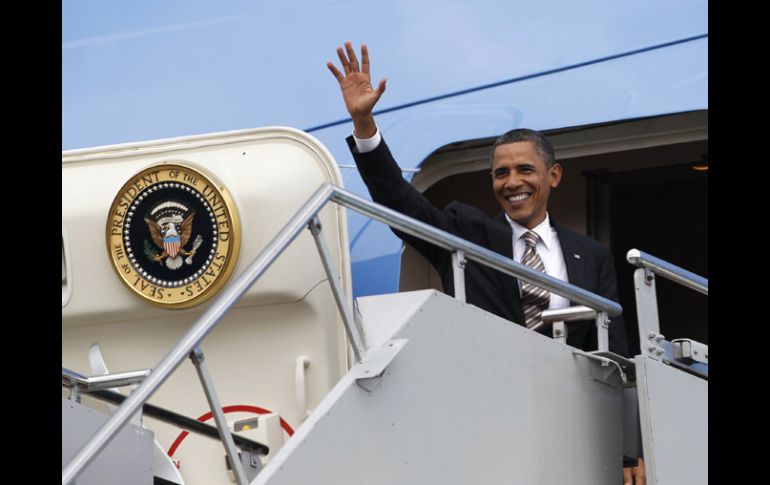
[352,114,377,139]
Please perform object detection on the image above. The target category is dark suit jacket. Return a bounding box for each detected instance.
[348,135,629,357]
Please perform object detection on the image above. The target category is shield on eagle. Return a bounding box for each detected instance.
[164,234,181,257]
[144,200,198,270]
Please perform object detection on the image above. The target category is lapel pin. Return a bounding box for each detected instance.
[573,254,581,259]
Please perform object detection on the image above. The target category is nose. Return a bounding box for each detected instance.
[503,172,522,191]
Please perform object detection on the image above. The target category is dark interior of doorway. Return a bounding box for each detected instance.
[585,159,708,356]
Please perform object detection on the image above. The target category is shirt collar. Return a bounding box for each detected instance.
[504,213,554,250]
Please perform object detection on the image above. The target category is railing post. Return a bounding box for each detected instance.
[626,248,708,361]
[451,250,466,303]
[552,321,567,343]
[633,267,664,358]
[595,311,609,353]
[70,384,82,403]
[190,346,250,485]
[309,216,366,362]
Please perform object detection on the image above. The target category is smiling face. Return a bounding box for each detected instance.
[492,141,562,229]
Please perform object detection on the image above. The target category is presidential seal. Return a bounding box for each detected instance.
[107,163,241,308]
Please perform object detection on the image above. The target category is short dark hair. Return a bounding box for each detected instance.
[491,128,556,167]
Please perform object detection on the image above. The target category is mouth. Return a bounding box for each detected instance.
[505,193,531,204]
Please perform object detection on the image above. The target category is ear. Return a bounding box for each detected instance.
[549,163,563,188]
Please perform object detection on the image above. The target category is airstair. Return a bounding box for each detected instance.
[63,182,707,485]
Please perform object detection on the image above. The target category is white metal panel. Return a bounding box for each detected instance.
[256,290,625,485]
[635,355,708,485]
[62,126,349,325]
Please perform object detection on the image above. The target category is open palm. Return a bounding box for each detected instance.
[327,42,387,118]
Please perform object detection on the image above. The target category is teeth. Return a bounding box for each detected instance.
[508,194,529,202]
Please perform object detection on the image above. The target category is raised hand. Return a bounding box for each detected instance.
[327,42,387,138]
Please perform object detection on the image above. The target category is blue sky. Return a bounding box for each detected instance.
[62,0,707,150]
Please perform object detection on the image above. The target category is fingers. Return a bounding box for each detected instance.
[635,458,646,485]
[345,41,360,72]
[327,62,344,82]
[336,46,351,75]
[331,42,369,81]
[623,466,632,485]
[376,78,387,95]
[361,44,370,74]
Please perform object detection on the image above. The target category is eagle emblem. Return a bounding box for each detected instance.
[143,201,203,270]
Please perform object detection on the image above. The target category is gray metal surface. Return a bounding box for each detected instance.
[61,367,151,392]
[539,306,598,344]
[626,249,708,295]
[541,305,597,323]
[62,367,88,389]
[572,349,629,387]
[238,449,264,482]
[84,369,151,391]
[596,312,610,353]
[635,355,707,485]
[349,338,408,380]
[255,290,625,485]
[451,250,466,302]
[62,399,154,485]
[639,338,708,380]
[633,268,663,358]
[672,339,708,365]
[533,305,600,342]
[552,320,567,342]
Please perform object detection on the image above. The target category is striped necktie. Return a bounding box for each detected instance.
[520,231,550,328]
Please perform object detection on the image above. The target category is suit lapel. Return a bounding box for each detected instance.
[553,223,586,291]
[489,213,525,324]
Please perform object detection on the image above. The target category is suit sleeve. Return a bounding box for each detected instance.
[347,135,461,271]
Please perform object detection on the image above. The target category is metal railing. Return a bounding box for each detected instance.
[61,369,270,455]
[626,249,708,295]
[62,367,151,393]
[626,248,708,374]
[63,183,622,484]
[535,306,599,344]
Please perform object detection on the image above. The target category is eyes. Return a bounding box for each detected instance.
[492,164,537,180]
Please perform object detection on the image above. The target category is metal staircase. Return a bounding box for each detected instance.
[62,183,707,485]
